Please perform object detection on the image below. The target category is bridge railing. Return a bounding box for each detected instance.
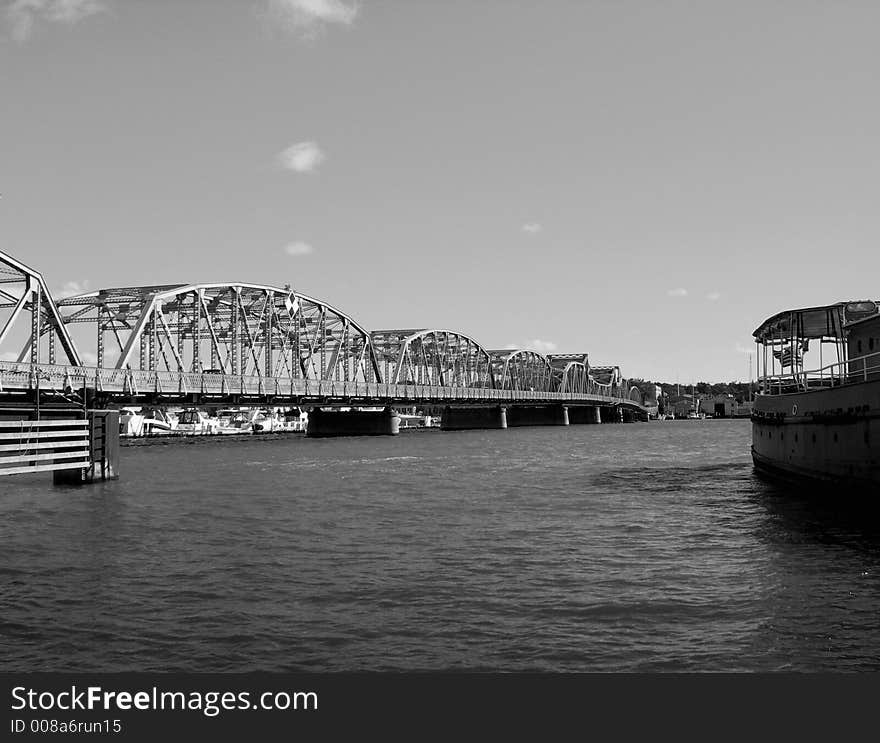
[0,361,644,408]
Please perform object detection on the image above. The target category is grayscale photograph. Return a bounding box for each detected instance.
[2,0,879,693]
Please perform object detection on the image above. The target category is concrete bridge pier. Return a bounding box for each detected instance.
[440,405,507,431]
[306,406,400,437]
[599,406,623,423]
[506,405,569,427]
[568,406,602,424]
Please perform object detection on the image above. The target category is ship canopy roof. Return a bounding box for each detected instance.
[752,301,879,343]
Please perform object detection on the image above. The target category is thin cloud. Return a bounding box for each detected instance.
[7,0,105,42]
[521,222,542,234]
[267,0,358,38]
[735,342,755,354]
[278,141,325,173]
[56,280,89,299]
[667,288,688,297]
[285,241,314,256]
[506,339,558,353]
[706,291,721,301]
[528,339,557,353]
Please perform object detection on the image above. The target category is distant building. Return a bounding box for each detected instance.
[699,394,753,418]
[671,397,697,418]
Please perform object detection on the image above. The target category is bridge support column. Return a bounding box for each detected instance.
[506,405,569,427]
[440,405,507,431]
[306,406,400,437]
[599,406,623,423]
[568,406,602,424]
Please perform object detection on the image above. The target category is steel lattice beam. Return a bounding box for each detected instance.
[371,329,495,388]
[57,283,381,383]
[0,250,81,366]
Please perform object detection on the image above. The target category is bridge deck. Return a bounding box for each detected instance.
[0,362,648,411]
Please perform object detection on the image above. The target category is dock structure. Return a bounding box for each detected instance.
[0,249,648,470]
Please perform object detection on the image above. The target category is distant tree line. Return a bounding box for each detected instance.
[627,378,754,404]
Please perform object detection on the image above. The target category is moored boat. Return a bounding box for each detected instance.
[751,300,880,485]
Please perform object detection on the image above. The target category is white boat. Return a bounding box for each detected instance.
[215,408,255,434]
[118,406,177,437]
[175,408,219,435]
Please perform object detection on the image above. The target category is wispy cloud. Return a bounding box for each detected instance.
[706,291,721,301]
[6,0,105,42]
[521,222,542,234]
[266,0,358,38]
[55,280,89,299]
[506,339,558,353]
[667,288,688,297]
[285,241,314,256]
[735,342,755,354]
[277,141,325,173]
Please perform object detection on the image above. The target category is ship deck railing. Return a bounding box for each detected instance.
[758,350,880,395]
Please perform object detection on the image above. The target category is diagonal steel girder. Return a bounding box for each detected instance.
[57,283,381,382]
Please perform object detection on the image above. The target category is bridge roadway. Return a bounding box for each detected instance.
[0,360,645,411]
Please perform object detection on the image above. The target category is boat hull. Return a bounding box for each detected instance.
[751,380,880,486]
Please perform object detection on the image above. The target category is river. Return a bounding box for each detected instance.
[2,419,879,671]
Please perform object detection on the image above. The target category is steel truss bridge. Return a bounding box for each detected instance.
[0,250,647,415]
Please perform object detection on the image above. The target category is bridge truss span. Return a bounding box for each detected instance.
[0,252,81,367]
[0,250,649,416]
[371,329,494,389]
[488,349,554,393]
[57,283,381,383]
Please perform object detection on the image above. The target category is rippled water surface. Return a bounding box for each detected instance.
[3,420,880,672]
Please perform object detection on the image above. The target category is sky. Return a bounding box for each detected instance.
[2,0,880,383]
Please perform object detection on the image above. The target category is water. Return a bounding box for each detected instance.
[2,420,880,672]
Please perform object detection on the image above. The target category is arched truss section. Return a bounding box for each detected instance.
[488,349,554,392]
[57,283,381,382]
[371,329,494,388]
[628,385,644,404]
[589,365,621,386]
[0,250,81,366]
[548,354,589,394]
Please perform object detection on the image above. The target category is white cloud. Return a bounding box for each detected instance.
[80,350,98,364]
[706,291,721,301]
[506,339,558,353]
[267,0,358,37]
[735,342,755,355]
[529,339,557,353]
[521,222,542,234]
[285,241,314,256]
[278,141,325,173]
[667,288,688,297]
[0,351,21,361]
[7,0,105,42]
[56,280,89,299]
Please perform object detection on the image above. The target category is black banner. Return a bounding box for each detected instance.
[1,673,874,739]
